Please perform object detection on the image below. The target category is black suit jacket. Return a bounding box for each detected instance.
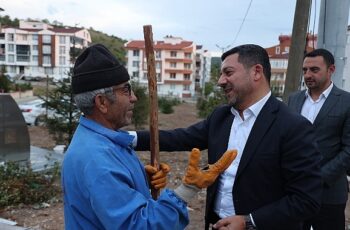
[288,85,350,205]
[137,96,323,230]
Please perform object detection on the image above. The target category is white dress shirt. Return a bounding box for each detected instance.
[214,92,271,218]
[301,83,333,123]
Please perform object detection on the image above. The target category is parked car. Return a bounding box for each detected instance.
[18,99,48,126]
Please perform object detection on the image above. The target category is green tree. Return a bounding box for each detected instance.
[131,81,149,129]
[196,62,226,118]
[41,78,79,147]
[0,66,10,93]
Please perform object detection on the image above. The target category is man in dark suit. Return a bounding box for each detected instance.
[288,48,350,230]
[135,44,323,229]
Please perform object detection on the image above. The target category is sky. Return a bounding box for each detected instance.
[2,0,321,53]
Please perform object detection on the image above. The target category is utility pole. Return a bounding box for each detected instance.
[282,0,312,102]
[317,0,350,89]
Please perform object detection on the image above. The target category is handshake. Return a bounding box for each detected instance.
[145,148,237,202]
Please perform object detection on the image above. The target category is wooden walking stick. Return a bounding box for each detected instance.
[143,25,160,199]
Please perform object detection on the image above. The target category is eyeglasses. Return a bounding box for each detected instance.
[113,83,132,96]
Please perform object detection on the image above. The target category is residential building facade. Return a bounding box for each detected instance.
[0,20,91,81]
[125,36,198,98]
[265,34,317,97]
[195,45,211,95]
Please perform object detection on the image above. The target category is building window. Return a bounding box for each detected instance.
[170,62,177,68]
[275,46,280,54]
[59,46,65,55]
[32,34,38,41]
[59,36,66,44]
[155,51,161,58]
[185,53,191,59]
[184,74,190,80]
[8,54,15,62]
[8,44,14,52]
[132,61,139,67]
[183,85,190,90]
[133,50,140,57]
[184,63,191,69]
[32,55,38,62]
[32,45,38,51]
[43,45,51,54]
[7,34,14,42]
[132,71,139,78]
[59,56,66,65]
[43,56,51,65]
[170,84,175,90]
[170,73,176,79]
[7,66,16,73]
[43,35,51,43]
[143,72,148,80]
[156,62,161,69]
[170,51,177,57]
[157,73,162,82]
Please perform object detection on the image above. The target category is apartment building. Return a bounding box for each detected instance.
[265,34,317,97]
[0,20,91,81]
[195,45,211,94]
[125,35,197,98]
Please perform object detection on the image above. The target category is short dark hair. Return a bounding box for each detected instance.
[221,44,271,82]
[304,48,335,67]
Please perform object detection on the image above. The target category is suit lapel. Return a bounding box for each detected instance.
[295,90,307,113]
[216,109,235,161]
[236,97,278,178]
[313,86,341,126]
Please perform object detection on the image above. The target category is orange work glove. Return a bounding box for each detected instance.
[183,148,237,188]
[145,163,171,190]
[174,148,237,203]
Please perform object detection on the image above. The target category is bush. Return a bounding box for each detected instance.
[0,161,61,208]
[158,97,181,114]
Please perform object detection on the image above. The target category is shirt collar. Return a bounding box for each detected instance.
[305,82,333,100]
[231,91,272,118]
[79,116,134,148]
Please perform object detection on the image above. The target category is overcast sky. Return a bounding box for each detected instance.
[2,0,322,52]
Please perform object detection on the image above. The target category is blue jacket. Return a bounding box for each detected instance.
[62,116,188,230]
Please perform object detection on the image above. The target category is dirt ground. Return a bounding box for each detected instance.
[2,102,350,229]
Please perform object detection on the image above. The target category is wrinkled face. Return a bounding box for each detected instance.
[218,53,253,108]
[107,82,137,129]
[302,56,334,93]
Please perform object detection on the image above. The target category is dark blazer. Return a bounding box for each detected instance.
[288,85,350,205]
[137,96,323,230]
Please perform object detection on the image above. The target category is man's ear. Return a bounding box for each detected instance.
[252,64,264,81]
[328,64,335,75]
[94,95,108,113]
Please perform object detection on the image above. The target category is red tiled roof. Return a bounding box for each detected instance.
[125,40,193,50]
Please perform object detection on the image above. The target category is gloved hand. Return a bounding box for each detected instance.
[184,148,237,188]
[145,163,171,190]
[174,148,237,203]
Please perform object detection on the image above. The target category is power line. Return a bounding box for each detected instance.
[232,0,253,46]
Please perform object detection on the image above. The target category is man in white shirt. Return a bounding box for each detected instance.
[135,44,323,230]
[288,48,350,230]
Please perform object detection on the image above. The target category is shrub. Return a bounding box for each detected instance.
[158,97,181,114]
[0,161,61,208]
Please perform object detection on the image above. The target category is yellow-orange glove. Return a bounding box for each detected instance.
[174,148,237,203]
[183,148,237,188]
[145,163,170,190]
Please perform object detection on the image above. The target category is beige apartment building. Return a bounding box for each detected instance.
[125,35,199,98]
[0,20,91,81]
